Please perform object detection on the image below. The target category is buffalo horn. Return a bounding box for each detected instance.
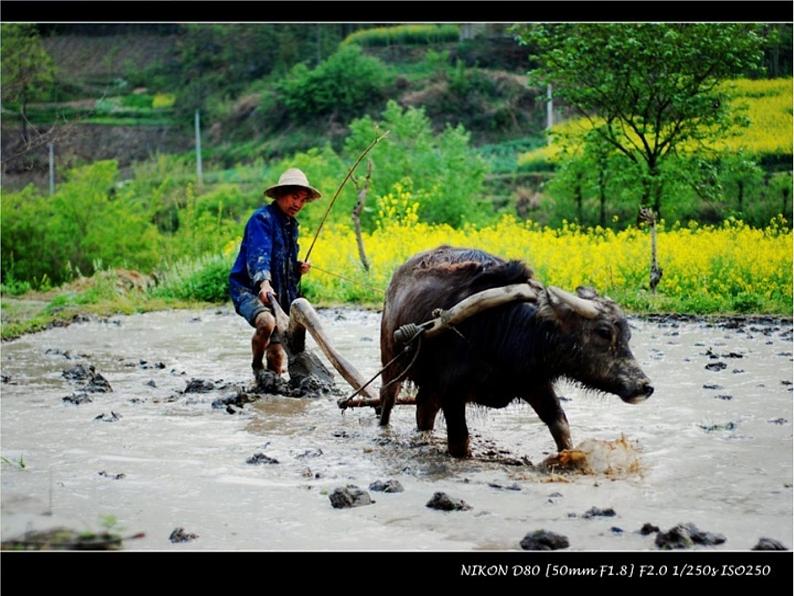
[547,286,601,319]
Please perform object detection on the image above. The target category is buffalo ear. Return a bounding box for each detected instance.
[576,286,598,300]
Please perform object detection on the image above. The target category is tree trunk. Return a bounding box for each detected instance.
[574,174,583,223]
[598,157,607,227]
[351,159,372,272]
[737,179,744,213]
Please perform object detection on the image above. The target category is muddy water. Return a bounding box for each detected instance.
[1,307,791,551]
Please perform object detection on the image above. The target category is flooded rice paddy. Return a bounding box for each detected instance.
[1,307,791,550]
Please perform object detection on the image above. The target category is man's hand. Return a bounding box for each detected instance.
[299,261,311,275]
[258,280,274,304]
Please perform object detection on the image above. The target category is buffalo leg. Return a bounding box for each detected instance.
[442,398,470,458]
[415,387,440,431]
[379,379,401,426]
[524,382,573,451]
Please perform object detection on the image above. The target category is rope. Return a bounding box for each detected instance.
[339,329,424,406]
[311,265,386,295]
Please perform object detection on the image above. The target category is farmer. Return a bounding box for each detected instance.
[229,168,321,380]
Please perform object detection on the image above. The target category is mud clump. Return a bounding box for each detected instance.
[369,479,404,493]
[426,492,472,511]
[582,507,616,519]
[640,523,660,535]
[169,528,198,543]
[98,470,126,480]
[487,482,521,491]
[94,411,121,422]
[655,523,726,549]
[520,530,569,551]
[212,388,261,410]
[62,364,112,393]
[63,392,93,405]
[329,485,373,509]
[752,537,788,550]
[184,378,216,393]
[699,422,736,432]
[246,453,279,465]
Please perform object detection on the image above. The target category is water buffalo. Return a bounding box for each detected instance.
[378,246,653,457]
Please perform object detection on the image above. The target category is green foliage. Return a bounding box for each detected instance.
[1,161,160,287]
[0,24,56,113]
[276,45,392,119]
[515,23,766,215]
[342,24,459,47]
[344,100,489,228]
[151,253,232,302]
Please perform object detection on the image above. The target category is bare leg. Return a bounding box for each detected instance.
[442,398,470,458]
[252,311,276,374]
[266,343,287,374]
[524,381,572,452]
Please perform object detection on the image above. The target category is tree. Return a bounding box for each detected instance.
[1,24,56,144]
[515,24,765,217]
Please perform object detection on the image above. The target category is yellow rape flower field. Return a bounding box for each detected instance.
[300,215,792,315]
[519,78,793,167]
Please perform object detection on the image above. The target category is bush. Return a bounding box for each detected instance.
[344,100,489,228]
[1,161,161,287]
[276,45,392,119]
[151,253,232,302]
[342,24,459,47]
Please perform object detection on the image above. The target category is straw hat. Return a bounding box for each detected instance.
[264,168,322,201]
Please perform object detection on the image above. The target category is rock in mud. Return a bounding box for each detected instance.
[715,394,733,400]
[655,523,726,549]
[169,528,198,543]
[295,448,323,459]
[426,492,472,511]
[369,479,404,493]
[705,362,727,372]
[329,485,373,509]
[582,507,616,519]
[752,537,788,550]
[184,378,215,393]
[768,418,788,425]
[519,530,569,551]
[145,380,157,388]
[703,384,724,390]
[640,523,660,535]
[246,453,279,465]
[63,392,93,405]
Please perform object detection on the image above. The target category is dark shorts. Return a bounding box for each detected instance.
[233,289,282,343]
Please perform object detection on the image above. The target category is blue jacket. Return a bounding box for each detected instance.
[229,202,301,310]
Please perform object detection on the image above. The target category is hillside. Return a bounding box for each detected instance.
[1,28,548,191]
